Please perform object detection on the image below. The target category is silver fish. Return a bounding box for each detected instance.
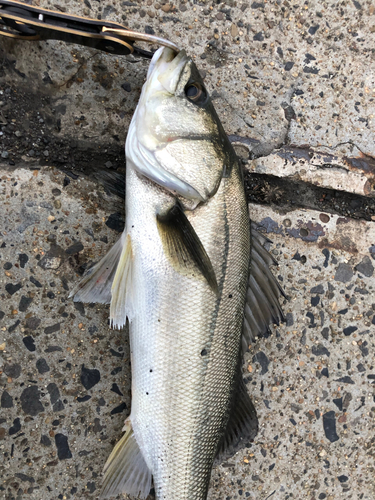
[71,47,284,500]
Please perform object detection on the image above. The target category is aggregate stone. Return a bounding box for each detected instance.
[252,351,269,375]
[15,473,34,483]
[322,411,339,443]
[65,241,84,255]
[29,276,42,288]
[8,417,21,436]
[1,390,13,408]
[36,358,50,374]
[105,212,125,232]
[18,295,33,312]
[44,323,60,334]
[25,317,41,330]
[335,376,355,385]
[22,335,36,352]
[20,386,44,416]
[334,263,354,283]
[343,326,358,336]
[354,256,374,277]
[110,402,127,415]
[80,364,101,390]
[40,434,51,447]
[55,433,73,460]
[5,282,22,295]
[333,398,343,411]
[3,363,21,379]
[311,344,330,358]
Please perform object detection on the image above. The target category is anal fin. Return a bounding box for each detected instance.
[217,373,258,460]
[100,420,152,500]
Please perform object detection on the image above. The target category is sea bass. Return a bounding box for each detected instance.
[72,47,284,500]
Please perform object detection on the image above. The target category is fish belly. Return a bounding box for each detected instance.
[126,162,250,500]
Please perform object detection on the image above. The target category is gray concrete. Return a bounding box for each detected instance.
[0,1,375,499]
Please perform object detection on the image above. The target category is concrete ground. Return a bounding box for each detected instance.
[0,1,374,499]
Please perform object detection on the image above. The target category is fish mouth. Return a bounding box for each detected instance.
[126,47,205,203]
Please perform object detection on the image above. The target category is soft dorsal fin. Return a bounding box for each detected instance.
[157,203,218,294]
[100,420,152,500]
[217,371,258,459]
[69,233,126,305]
[242,224,286,350]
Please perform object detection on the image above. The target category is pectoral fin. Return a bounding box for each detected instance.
[110,234,134,329]
[69,233,126,305]
[100,420,152,500]
[70,232,133,329]
[157,203,218,294]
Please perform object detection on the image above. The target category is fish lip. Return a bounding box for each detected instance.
[126,121,205,202]
[146,47,188,95]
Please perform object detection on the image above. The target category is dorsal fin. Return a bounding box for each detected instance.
[242,224,286,349]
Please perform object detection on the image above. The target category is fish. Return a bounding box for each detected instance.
[71,46,284,500]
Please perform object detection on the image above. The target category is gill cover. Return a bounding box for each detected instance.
[126,47,236,207]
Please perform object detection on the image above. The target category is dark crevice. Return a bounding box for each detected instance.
[244,171,375,221]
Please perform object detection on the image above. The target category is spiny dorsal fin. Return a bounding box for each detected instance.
[100,420,152,500]
[217,372,258,460]
[157,203,218,294]
[242,225,286,349]
[69,233,126,305]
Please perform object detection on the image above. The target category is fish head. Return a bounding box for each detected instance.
[126,47,236,209]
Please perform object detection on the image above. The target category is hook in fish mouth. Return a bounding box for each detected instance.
[101,27,180,54]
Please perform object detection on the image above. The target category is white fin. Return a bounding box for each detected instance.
[100,420,152,500]
[110,234,133,329]
[243,224,286,348]
[69,233,126,304]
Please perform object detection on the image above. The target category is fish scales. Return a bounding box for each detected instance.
[72,46,284,500]
[127,155,249,498]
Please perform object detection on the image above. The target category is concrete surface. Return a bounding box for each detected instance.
[0,1,375,500]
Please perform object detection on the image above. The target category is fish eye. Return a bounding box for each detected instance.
[184,83,207,105]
